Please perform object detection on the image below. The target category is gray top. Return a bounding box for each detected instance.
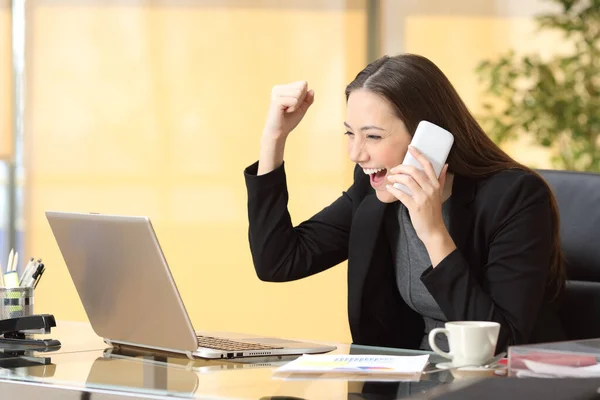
[384,199,452,352]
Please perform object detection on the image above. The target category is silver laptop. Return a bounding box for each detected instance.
[45,211,336,359]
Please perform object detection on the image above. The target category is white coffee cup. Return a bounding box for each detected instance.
[428,321,500,367]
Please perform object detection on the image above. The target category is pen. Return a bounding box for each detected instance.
[7,249,13,273]
[33,267,45,289]
[19,258,36,287]
[12,251,18,273]
[3,249,20,288]
[4,270,19,288]
[23,263,44,288]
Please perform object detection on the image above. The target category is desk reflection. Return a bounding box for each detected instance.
[0,322,464,400]
[0,348,56,378]
[89,346,298,398]
[345,344,453,399]
[85,348,200,397]
[104,346,295,372]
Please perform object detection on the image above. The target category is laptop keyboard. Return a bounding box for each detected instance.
[196,335,284,351]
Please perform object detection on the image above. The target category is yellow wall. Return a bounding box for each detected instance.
[20,2,569,346]
[25,1,365,344]
[402,14,567,169]
[0,0,12,159]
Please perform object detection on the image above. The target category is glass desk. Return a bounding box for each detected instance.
[0,321,478,399]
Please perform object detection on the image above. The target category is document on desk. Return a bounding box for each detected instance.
[274,354,429,376]
[523,359,600,378]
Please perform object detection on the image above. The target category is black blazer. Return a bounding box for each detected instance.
[244,161,566,351]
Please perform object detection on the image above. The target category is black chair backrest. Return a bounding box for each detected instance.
[538,169,600,339]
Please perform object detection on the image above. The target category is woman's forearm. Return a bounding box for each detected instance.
[257,134,287,175]
[423,230,457,268]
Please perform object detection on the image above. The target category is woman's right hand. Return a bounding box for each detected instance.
[262,80,315,141]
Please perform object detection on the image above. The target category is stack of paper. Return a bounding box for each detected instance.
[521,360,600,378]
[273,354,429,380]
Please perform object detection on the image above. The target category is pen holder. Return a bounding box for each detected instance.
[0,287,34,320]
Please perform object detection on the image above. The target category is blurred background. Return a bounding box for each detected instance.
[0,0,597,344]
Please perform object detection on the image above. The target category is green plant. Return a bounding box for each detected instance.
[476,0,600,171]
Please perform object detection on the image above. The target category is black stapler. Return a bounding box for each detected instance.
[0,314,61,349]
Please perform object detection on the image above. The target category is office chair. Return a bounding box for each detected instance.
[538,169,600,340]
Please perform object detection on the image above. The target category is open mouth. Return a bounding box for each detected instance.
[363,168,387,186]
[372,169,387,185]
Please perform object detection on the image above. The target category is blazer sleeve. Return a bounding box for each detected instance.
[244,161,358,282]
[420,173,553,351]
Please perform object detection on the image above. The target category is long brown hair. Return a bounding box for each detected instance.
[346,53,564,297]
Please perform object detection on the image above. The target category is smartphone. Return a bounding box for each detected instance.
[393,120,454,196]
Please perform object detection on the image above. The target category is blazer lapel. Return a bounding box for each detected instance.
[448,175,476,252]
[347,194,388,337]
[346,175,476,340]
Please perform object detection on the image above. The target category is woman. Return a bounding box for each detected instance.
[244,54,566,352]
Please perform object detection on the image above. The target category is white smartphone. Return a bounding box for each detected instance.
[393,120,454,196]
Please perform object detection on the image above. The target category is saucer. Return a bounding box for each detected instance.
[435,361,504,370]
[434,362,505,379]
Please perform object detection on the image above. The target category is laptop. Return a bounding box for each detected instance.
[45,211,336,359]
